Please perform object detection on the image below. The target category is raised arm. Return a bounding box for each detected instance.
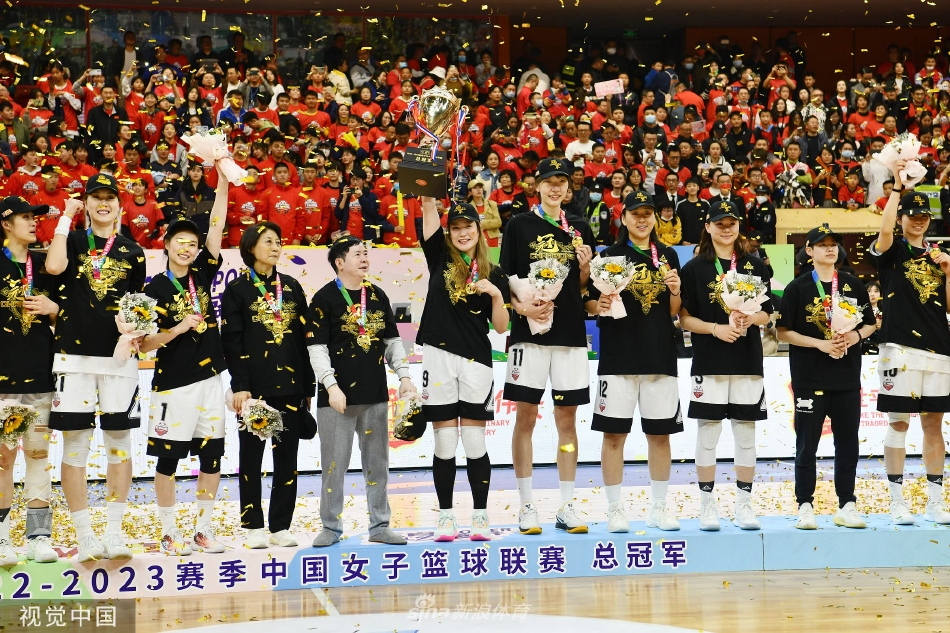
[205,165,229,259]
[874,158,906,255]
[421,195,441,240]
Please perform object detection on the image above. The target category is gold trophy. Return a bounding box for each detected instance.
[400,87,463,198]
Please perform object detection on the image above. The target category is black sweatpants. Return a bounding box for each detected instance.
[238,395,305,532]
[793,388,860,508]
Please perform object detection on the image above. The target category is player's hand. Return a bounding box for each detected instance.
[399,377,417,399]
[473,279,500,298]
[63,198,84,219]
[596,294,614,315]
[575,243,592,270]
[22,295,57,316]
[519,299,554,321]
[712,324,742,343]
[932,250,950,272]
[327,384,347,414]
[233,390,252,413]
[663,268,681,295]
[172,313,204,335]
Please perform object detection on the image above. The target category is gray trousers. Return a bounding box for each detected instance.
[317,403,391,537]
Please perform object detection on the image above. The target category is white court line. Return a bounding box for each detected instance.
[311,587,341,616]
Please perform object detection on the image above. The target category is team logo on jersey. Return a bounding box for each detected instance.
[154,422,168,436]
[421,389,429,401]
[274,200,292,214]
[692,376,704,398]
[47,205,61,218]
[796,398,813,412]
[883,378,894,391]
[903,258,944,304]
[144,123,157,135]
[7,134,16,146]
[598,398,606,412]
[511,366,520,381]
[241,201,257,213]
[304,198,319,211]
[21,180,38,194]
[68,179,83,191]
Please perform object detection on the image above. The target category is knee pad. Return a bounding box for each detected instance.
[731,420,757,467]
[433,426,459,460]
[61,429,94,468]
[460,426,487,460]
[695,420,722,467]
[21,432,51,503]
[155,457,179,477]
[884,424,908,449]
[103,430,131,465]
[199,454,221,475]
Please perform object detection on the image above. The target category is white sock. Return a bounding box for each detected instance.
[559,481,575,506]
[605,484,622,509]
[888,480,904,502]
[106,501,126,534]
[0,510,10,542]
[651,480,669,505]
[159,506,177,535]
[928,480,944,504]
[516,477,533,506]
[196,500,214,532]
[72,509,94,540]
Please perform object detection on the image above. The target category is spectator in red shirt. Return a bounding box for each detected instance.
[516,74,540,117]
[837,169,866,210]
[295,162,332,246]
[380,191,420,247]
[9,146,43,200]
[32,165,75,245]
[122,178,164,247]
[226,165,266,247]
[765,62,796,108]
[261,162,301,244]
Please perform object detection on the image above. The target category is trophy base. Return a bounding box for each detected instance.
[400,146,448,199]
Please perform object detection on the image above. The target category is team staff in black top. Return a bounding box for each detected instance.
[46,174,147,563]
[0,196,60,565]
[680,200,773,533]
[418,198,510,542]
[307,236,416,547]
[871,158,950,526]
[777,225,876,531]
[221,221,316,549]
[585,192,683,534]
[500,156,595,536]
[140,166,229,556]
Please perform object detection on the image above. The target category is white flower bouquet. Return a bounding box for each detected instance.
[181,129,248,185]
[589,255,637,318]
[0,401,38,444]
[114,293,158,359]
[873,132,928,189]
[508,258,570,335]
[721,271,769,335]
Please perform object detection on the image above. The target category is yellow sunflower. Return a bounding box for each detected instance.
[132,306,152,320]
[736,282,757,293]
[604,263,624,274]
[250,417,268,431]
[540,268,556,279]
[838,302,857,316]
[4,414,23,435]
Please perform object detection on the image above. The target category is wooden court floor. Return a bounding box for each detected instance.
[134,566,950,632]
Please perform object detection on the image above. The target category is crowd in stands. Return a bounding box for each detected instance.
[1,31,949,250]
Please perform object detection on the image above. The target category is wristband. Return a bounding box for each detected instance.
[54,214,73,237]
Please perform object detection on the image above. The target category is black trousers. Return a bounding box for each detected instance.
[238,395,304,531]
[793,388,860,508]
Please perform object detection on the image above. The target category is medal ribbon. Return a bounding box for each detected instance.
[713,251,738,280]
[86,229,116,281]
[461,253,479,284]
[2,248,31,296]
[812,269,838,331]
[336,278,366,335]
[533,205,579,240]
[628,240,661,269]
[166,271,202,318]
[904,237,940,261]
[249,269,283,323]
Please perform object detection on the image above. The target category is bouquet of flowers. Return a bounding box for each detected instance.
[589,255,637,318]
[239,399,285,440]
[721,271,769,335]
[392,395,426,442]
[829,294,866,357]
[114,293,158,359]
[775,168,812,208]
[180,129,248,185]
[508,258,570,335]
[873,132,928,189]
[0,400,38,445]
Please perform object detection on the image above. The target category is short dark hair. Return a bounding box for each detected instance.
[327,236,362,273]
[239,221,282,269]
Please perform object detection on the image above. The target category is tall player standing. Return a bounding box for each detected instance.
[871,160,950,525]
[500,157,595,535]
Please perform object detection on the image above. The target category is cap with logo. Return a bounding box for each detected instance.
[163,217,202,245]
[897,191,932,217]
[85,173,120,196]
[535,157,571,181]
[805,223,843,246]
[706,199,740,222]
[0,196,50,220]
[446,202,480,224]
[623,190,655,211]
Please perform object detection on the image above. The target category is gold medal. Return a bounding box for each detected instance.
[274,334,283,345]
[658,264,670,277]
[466,283,478,295]
[572,236,583,248]
[357,333,371,348]
[195,320,207,334]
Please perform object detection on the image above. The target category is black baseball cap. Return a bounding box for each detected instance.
[163,217,202,244]
[898,191,932,216]
[706,199,741,222]
[446,202,480,224]
[85,173,120,196]
[754,184,770,195]
[0,196,50,220]
[805,224,843,246]
[623,190,655,211]
[535,157,572,181]
[747,229,764,241]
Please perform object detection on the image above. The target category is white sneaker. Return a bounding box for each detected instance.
[160,530,192,556]
[646,501,680,531]
[268,530,298,547]
[699,495,721,531]
[518,502,542,535]
[733,498,761,530]
[924,500,950,524]
[833,502,867,529]
[101,532,133,560]
[434,510,458,542]
[27,536,59,563]
[607,504,629,533]
[555,502,588,534]
[796,502,818,530]
[890,499,916,525]
[76,534,104,562]
[0,539,17,566]
[470,510,491,541]
[245,528,268,549]
[193,529,226,553]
